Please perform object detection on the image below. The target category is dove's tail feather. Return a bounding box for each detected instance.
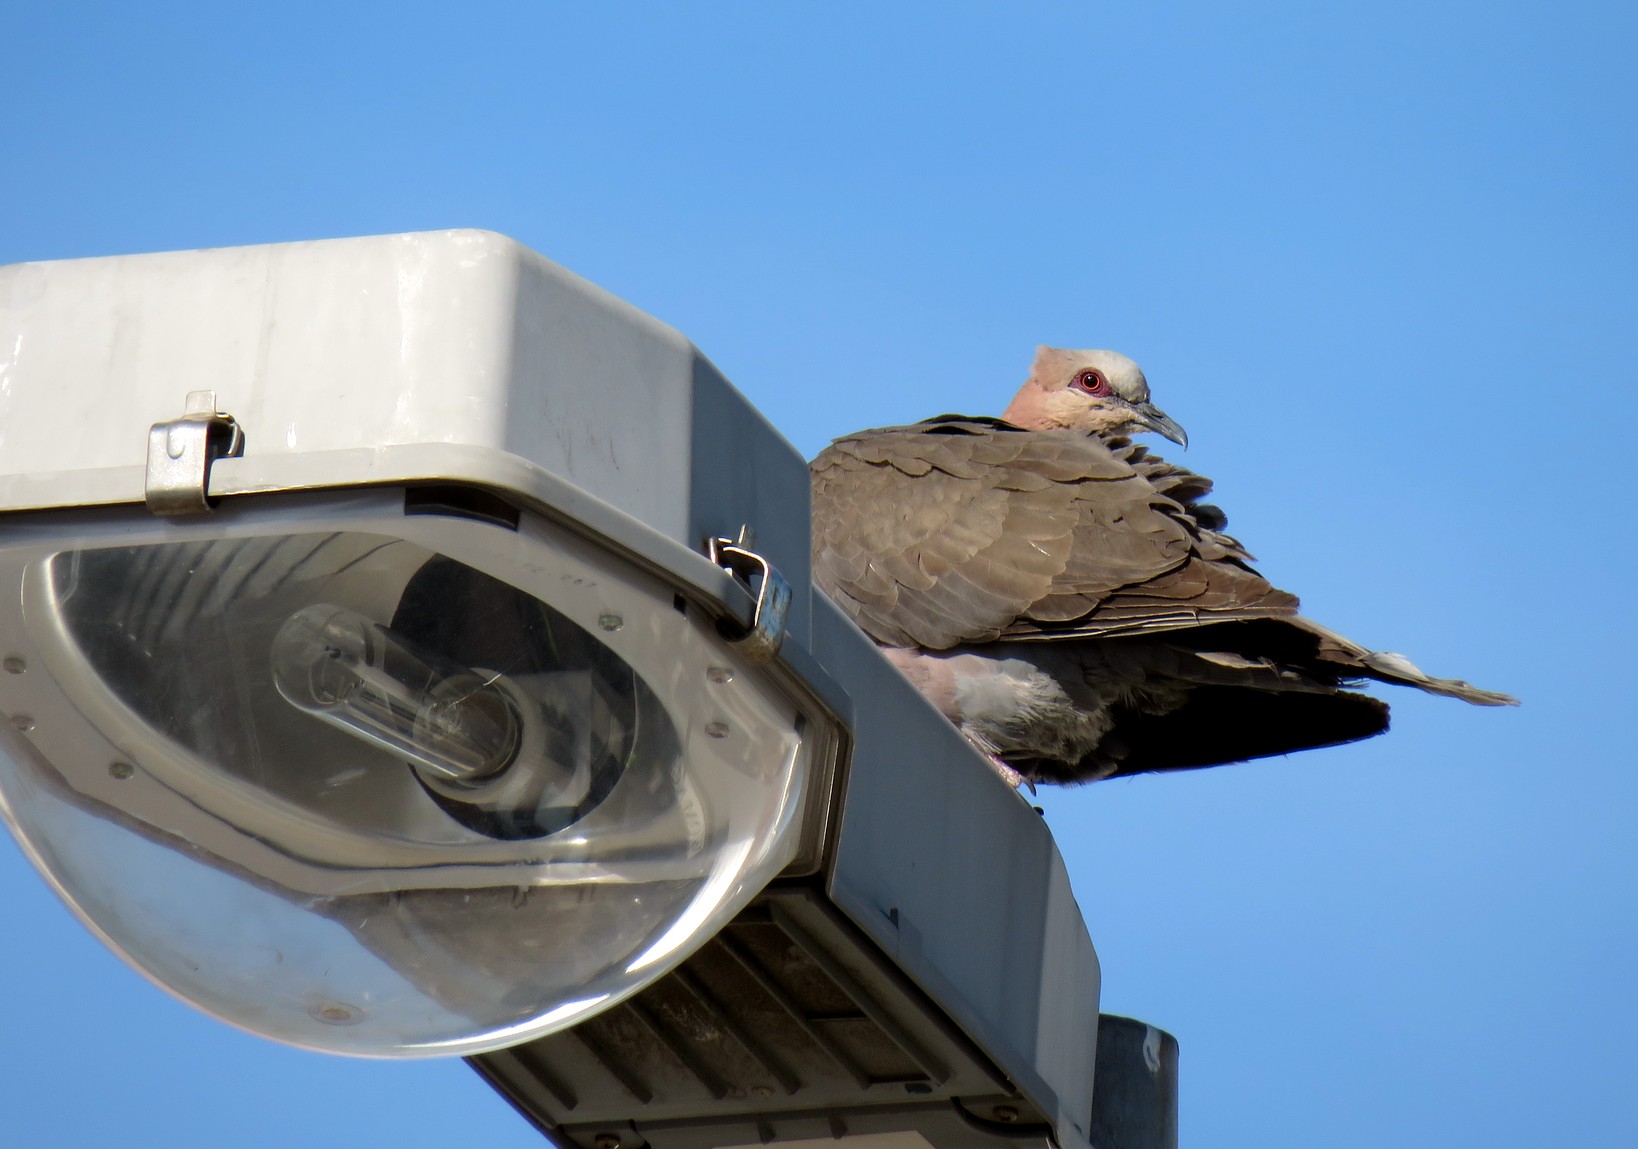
[1291,619,1519,707]
[1061,686,1392,781]
[1356,650,1519,706]
[1035,619,1516,781]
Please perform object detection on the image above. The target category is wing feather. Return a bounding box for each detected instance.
[811,418,1295,650]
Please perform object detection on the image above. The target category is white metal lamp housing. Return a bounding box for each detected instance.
[0,232,842,1059]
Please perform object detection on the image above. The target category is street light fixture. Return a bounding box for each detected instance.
[0,232,1149,1148]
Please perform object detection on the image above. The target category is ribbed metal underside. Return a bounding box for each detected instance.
[469,885,1058,1149]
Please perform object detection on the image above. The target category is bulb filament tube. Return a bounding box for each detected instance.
[271,604,520,782]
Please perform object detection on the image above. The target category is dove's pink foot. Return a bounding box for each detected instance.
[985,754,1036,793]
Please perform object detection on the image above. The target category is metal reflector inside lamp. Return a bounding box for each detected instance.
[0,491,815,1057]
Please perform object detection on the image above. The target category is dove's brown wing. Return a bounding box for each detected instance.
[810,417,1515,727]
[810,417,1298,650]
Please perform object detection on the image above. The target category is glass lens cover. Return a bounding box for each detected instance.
[0,497,814,1057]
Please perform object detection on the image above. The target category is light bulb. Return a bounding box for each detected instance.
[271,603,521,783]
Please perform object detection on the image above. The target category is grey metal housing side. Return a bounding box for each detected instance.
[807,594,1101,1148]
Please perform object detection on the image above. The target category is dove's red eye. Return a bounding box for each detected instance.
[1073,370,1110,396]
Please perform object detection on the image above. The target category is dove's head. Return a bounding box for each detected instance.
[1002,346,1188,447]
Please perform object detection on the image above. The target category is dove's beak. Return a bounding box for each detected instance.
[1132,402,1188,449]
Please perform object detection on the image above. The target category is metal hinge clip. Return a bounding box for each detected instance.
[144,390,246,516]
[707,526,791,662]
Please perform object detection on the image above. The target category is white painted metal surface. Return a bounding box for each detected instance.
[1,231,692,539]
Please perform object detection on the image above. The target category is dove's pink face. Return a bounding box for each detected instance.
[1002,347,1189,447]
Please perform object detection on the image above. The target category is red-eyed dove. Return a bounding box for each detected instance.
[810,346,1516,785]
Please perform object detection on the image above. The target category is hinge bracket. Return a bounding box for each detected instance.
[144,390,246,516]
[707,526,791,662]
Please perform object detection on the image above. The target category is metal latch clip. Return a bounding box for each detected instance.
[144,390,246,516]
[707,527,791,662]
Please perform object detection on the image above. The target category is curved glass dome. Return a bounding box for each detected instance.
[0,493,819,1057]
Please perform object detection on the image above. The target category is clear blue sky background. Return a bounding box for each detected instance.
[2,4,1632,1146]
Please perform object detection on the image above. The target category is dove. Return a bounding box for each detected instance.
[809,346,1515,785]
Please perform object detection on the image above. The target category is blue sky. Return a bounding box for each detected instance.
[2,3,1633,1146]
